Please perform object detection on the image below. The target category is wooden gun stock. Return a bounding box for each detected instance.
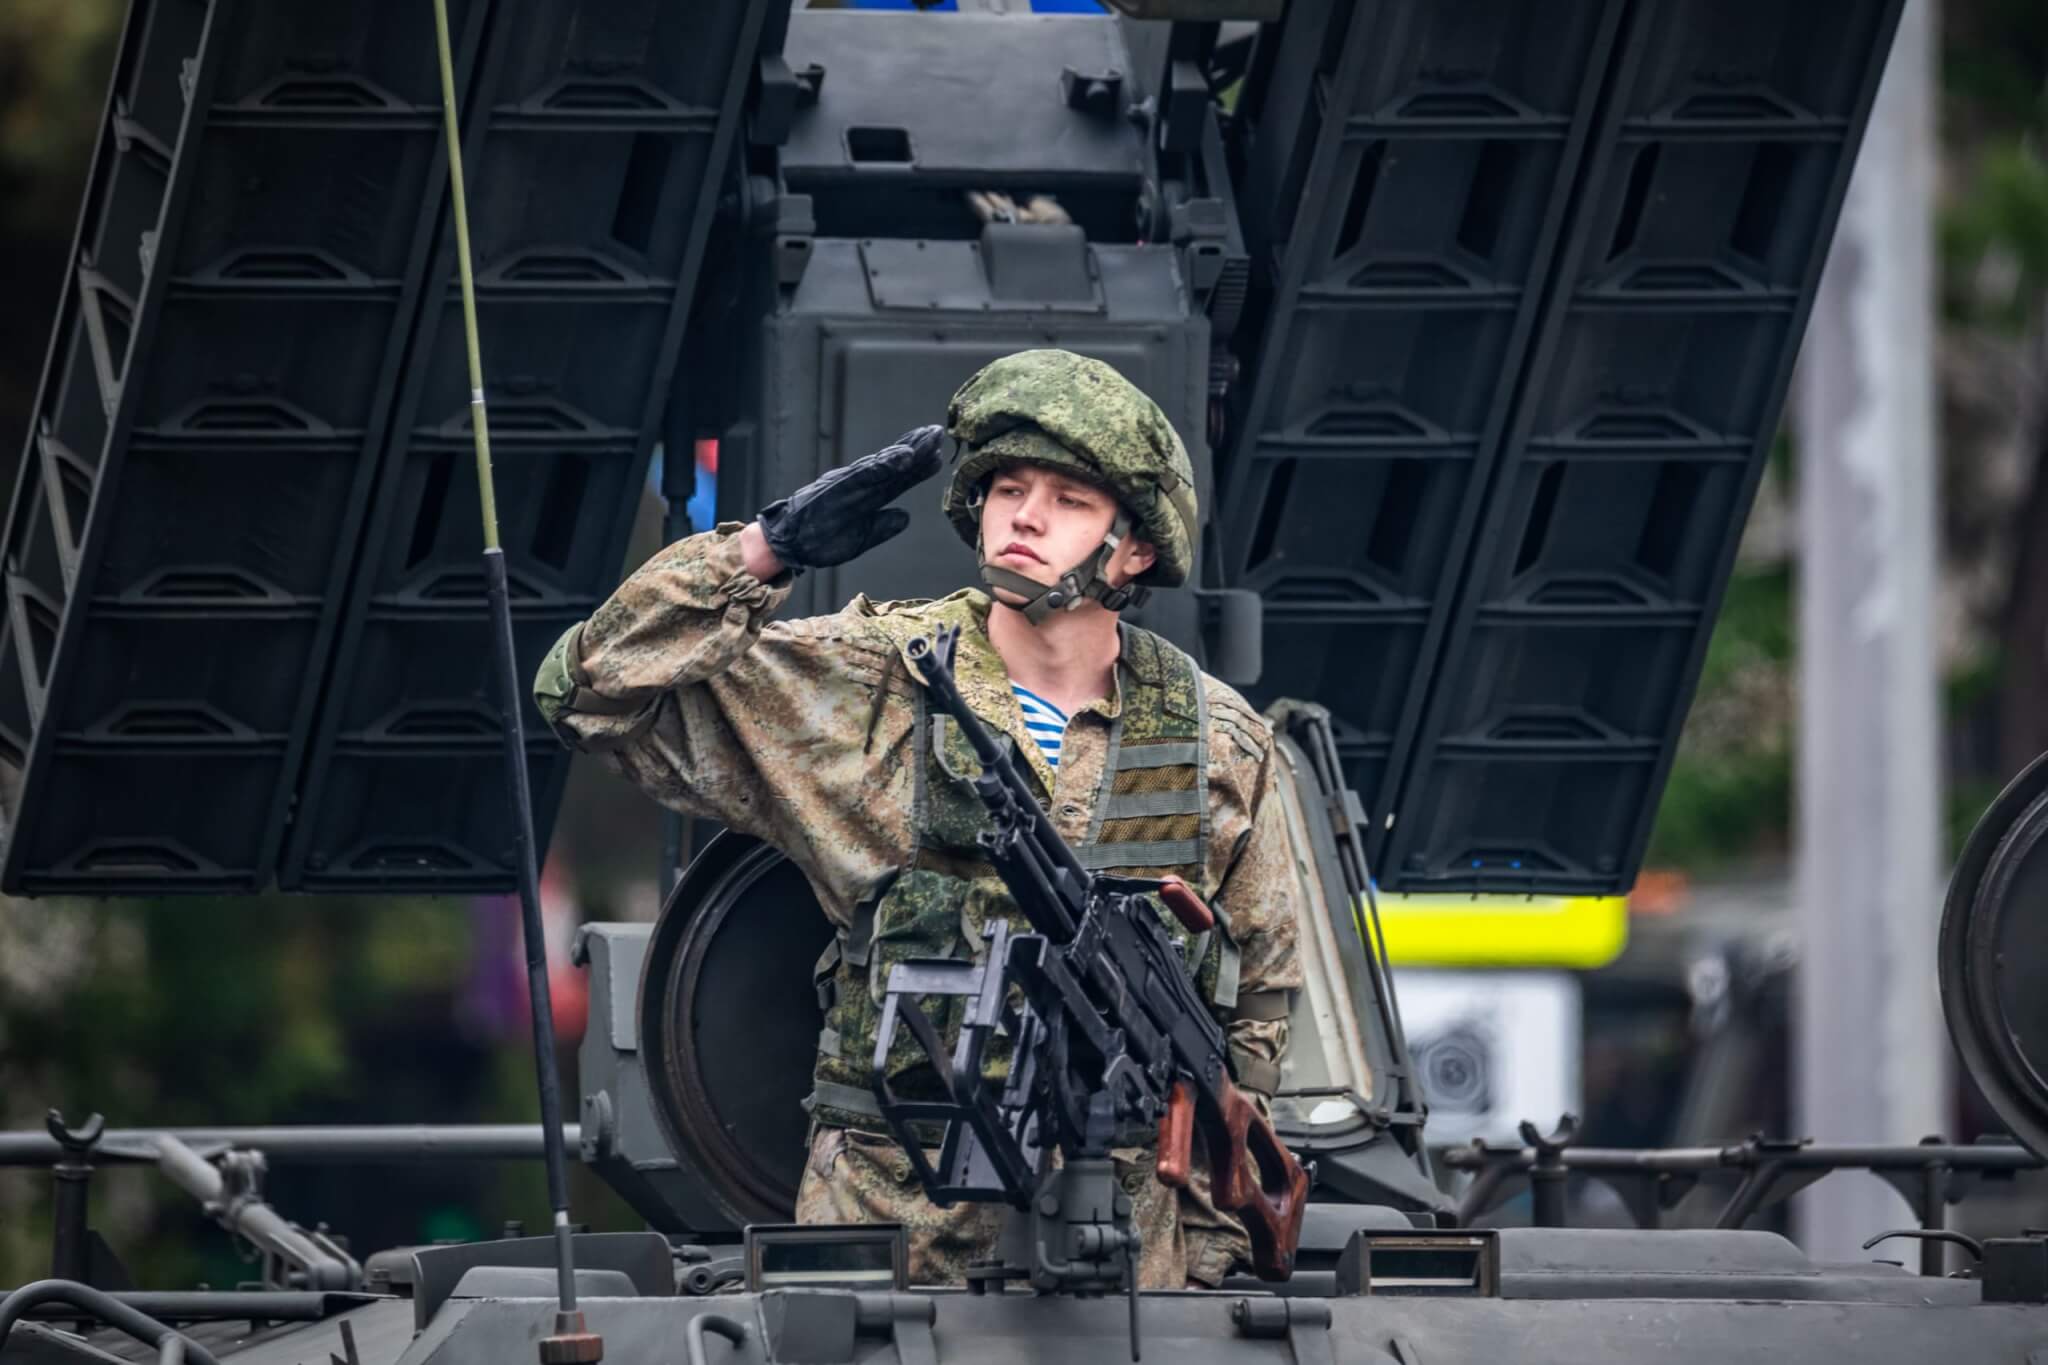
[1155,1078,1311,1280]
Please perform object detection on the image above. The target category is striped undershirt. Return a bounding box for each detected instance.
[1010,682,1070,770]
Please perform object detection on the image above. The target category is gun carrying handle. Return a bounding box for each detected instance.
[1156,876,1214,933]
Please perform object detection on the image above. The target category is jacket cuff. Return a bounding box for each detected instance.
[705,521,794,609]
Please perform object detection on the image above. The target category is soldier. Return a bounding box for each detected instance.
[534,349,1302,1288]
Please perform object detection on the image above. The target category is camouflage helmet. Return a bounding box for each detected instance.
[942,350,1198,588]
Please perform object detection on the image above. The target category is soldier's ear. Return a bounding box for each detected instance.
[1120,537,1158,581]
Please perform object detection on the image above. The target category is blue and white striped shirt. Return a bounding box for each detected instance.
[1010,682,1070,770]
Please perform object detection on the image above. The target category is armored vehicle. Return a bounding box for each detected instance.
[9,0,2048,1362]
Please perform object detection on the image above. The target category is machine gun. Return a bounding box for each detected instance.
[871,627,1308,1321]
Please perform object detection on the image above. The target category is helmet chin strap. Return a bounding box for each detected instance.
[979,507,1149,626]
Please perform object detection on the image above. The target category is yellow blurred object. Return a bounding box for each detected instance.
[1358,892,1628,970]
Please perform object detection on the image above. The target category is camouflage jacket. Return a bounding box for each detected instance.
[533,524,1304,1088]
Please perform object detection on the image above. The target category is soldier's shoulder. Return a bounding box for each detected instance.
[765,596,910,662]
[855,587,986,620]
[1199,672,1274,766]
[772,588,989,662]
[841,587,990,641]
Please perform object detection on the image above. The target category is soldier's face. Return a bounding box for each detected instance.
[980,464,1157,592]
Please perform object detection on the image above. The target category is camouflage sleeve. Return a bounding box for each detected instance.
[1181,689,1306,1286]
[1204,685,1305,1100]
[531,523,807,843]
[534,524,792,747]
[532,525,916,919]
[1217,761,1303,1099]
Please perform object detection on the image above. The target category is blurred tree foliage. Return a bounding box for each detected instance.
[0,893,635,1289]
[1649,0,2048,870]
[0,0,121,477]
[1939,0,2048,790]
[0,0,117,229]
[1645,566,1795,871]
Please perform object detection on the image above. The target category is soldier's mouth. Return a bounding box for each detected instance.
[999,543,1045,563]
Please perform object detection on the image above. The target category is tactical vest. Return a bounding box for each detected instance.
[806,591,1242,1135]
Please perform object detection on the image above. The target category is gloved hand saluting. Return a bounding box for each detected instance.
[755,425,945,572]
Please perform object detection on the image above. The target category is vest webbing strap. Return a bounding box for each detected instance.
[810,1078,884,1118]
[1114,741,1201,770]
[1102,788,1204,819]
[844,900,878,967]
[1214,930,1241,1006]
[805,1080,946,1147]
[1076,837,1205,870]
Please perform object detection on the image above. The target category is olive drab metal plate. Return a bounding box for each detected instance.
[1940,752,2048,1158]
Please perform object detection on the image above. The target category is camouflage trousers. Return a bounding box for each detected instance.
[793,1124,1251,1288]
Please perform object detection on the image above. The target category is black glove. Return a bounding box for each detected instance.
[757,425,945,571]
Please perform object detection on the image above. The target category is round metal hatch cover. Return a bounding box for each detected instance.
[641,832,833,1227]
[1940,751,2048,1158]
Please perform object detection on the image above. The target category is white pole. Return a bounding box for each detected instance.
[1793,0,1947,1265]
